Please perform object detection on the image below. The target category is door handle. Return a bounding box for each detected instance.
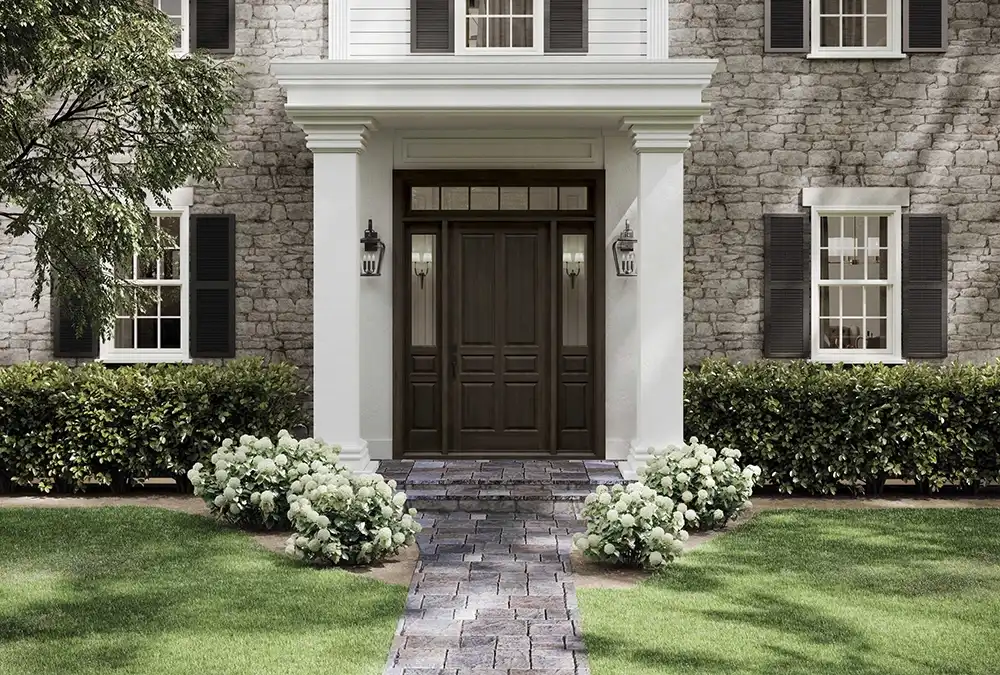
[450,349,457,379]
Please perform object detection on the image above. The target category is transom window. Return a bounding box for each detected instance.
[410,185,589,212]
[810,0,901,58]
[102,214,189,362]
[812,209,901,361]
[155,0,189,54]
[459,0,543,52]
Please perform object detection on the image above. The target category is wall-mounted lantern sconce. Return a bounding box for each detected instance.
[612,220,637,277]
[360,219,386,277]
[411,249,433,289]
[562,251,584,288]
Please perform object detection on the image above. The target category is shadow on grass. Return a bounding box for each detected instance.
[0,507,405,675]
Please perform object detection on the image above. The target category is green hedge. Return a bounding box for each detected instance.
[0,358,308,493]
[685,359,1000,495]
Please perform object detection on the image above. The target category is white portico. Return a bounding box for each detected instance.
[272,58,717,475]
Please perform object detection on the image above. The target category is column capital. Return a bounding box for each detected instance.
[621,110,710,153]
[291,114,378,153]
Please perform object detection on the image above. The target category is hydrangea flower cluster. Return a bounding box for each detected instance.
[285,467,422,566]
[638,437,761,532]
[573,482,690,569]
[187,430,342,529]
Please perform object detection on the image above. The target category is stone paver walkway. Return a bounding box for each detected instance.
[381,460,623,675]
[384,510,589,675]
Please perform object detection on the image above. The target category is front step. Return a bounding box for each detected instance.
[376,459,627,514]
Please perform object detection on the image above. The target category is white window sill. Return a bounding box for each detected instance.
[807,51,906,60]
[98,353,192,365]
[810,354,907,365]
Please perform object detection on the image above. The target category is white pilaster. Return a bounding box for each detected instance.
[647,0,670,60]
[328,0,350,60]
[308,118,378,472]
[620,114,704,479]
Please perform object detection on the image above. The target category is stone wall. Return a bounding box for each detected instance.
[671,0,1000,364]
[193,0,326,377]
[0,232,52,364]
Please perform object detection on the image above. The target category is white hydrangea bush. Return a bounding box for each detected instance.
[637,437,761,532]
[573,482,691,569]
[187,430,342,529]
[285,467,422,566]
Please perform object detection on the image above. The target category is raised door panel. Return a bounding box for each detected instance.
[452,226,549,452]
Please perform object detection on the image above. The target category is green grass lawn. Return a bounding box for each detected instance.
[578,508,1000,675]
[0,507,405,675]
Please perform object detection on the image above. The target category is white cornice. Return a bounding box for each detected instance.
[803,187,911,208]
[272,58,718,120]
[622,113,711,153]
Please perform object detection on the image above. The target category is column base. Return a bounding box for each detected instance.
[333,440,378,474]
[620,443,655,481]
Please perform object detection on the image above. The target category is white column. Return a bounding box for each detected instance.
[647,0,670,60]
[307,119,377,472]
[621,115,703,479]
[328,0,350,59]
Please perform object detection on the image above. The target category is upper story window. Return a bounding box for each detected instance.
[154,0,236,56]
[411,0,587,54]
[462,0,543,52]
[764,0,947,57]
[155,0,190,54]
[812,0,900,58]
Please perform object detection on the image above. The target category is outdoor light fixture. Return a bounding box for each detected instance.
[412,249,433,289]
[563,250,584,288]
[360,219,385,277]
[612,220,637,277]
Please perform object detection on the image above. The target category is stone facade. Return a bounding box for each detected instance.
[193,0,326,375]
[672,0,1000,364]
[0,232,51,364]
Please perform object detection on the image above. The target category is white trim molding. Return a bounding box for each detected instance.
[328,0,349,59]
[803,186,910,208]
[623,113,710,153]
[394,130,604,169]
[273,59,718,125]
[647,0,669,60]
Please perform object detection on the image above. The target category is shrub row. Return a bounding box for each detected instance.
[685,359,1000,495]
[0,358,308,493]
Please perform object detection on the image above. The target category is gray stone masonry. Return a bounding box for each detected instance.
[671,0,1000,363]
[0,232,51,363]
[378,460,627,675]
[4,0,1000,371]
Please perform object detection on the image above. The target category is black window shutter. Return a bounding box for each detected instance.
[52,284,98,359]
[545,0,588,53]
[411,0,454,53]
[902,215,948,358]
[764,214,810,358]
[765,0,809,53]
[903,0,948,53]
[190,214,236,358]
[193,0,235,53]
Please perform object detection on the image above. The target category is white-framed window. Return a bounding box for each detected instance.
[810,0,903,59]
[156,0,190,55]
[457,0,544,53]
[810,206,903,363]
[100,211,190,363]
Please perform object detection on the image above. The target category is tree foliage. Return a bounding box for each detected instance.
[0,0,238,333]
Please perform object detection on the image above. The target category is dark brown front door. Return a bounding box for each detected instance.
[451,226,549,452]
[393,171,605,459]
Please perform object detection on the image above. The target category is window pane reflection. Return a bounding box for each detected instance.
[562,234,588,347]
[410,233,436,347]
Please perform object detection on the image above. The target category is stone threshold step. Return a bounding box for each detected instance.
[391,476,624,487]
[402,488,595,500]
[407,497,586,516]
